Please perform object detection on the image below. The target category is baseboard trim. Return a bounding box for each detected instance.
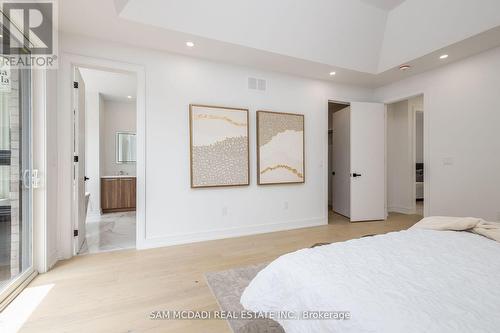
[46,250,59,272]
[137,217,327,250]
[388,206,416,215]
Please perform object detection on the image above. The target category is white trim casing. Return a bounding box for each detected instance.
[57,53,146,259]
[324,99,352,221]
[32,68,48,273]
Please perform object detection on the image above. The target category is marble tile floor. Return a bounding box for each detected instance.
[79,212,136,255]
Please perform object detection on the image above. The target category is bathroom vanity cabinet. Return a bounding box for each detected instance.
[101,177,136,213]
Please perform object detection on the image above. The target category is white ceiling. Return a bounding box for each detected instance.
[120,0,388,73]
[60,0,500,87]
[79,68,137,103]
[359,0,406,11]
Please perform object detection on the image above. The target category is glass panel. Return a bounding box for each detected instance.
[0,62,32,296]
[116,132,136,163]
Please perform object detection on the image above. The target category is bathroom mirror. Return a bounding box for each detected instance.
[116,132,137,163]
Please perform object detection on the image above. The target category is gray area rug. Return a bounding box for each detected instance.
[205,263,285,333]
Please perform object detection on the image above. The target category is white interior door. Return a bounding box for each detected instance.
[332,106,351,218]
[350,102,385,222]
[73,68,86,253]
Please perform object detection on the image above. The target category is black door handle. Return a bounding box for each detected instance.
[332,171,335,175]
[84,176,90,181]
[351,173,362,178]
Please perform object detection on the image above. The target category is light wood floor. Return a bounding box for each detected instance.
[18,212,421,333]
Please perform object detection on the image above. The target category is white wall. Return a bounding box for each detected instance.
[56,33,373,257]
[53,33,500,261]
[375,45,500,221]
[101,100,136,176]
[85,91,101,216]
[386,100,413,213]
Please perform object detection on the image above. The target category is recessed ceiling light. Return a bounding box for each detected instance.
[440,54,449,59]
[186,41,195,48]
[127,95,132,99]
[329,71,336,76]
[399,64,411,71]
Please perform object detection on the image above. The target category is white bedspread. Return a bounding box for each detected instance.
[240,229,500,333]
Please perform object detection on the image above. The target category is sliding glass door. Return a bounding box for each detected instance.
[0,63,33,306]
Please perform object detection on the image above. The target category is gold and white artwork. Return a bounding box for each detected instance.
[189,105,249,188]
[257,111,305,185]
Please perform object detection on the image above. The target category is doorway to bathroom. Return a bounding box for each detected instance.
[72,66,138,255]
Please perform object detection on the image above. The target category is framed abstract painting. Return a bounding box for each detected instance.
[257,111,305,185]
[189,104,249,188]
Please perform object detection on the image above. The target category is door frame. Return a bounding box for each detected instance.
[2,65,58,309]
[383,93,428,217]
[0,66,38,310]
[326,99,351,219]
[72,67,86,254]
[327,94,430,221]
[410,105,424,214]
[59,53,146,258]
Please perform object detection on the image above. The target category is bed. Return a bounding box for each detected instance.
[240,217,500,333]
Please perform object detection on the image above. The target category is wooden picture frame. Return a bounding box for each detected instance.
[189,104,250,188]
[257,110,305,185]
